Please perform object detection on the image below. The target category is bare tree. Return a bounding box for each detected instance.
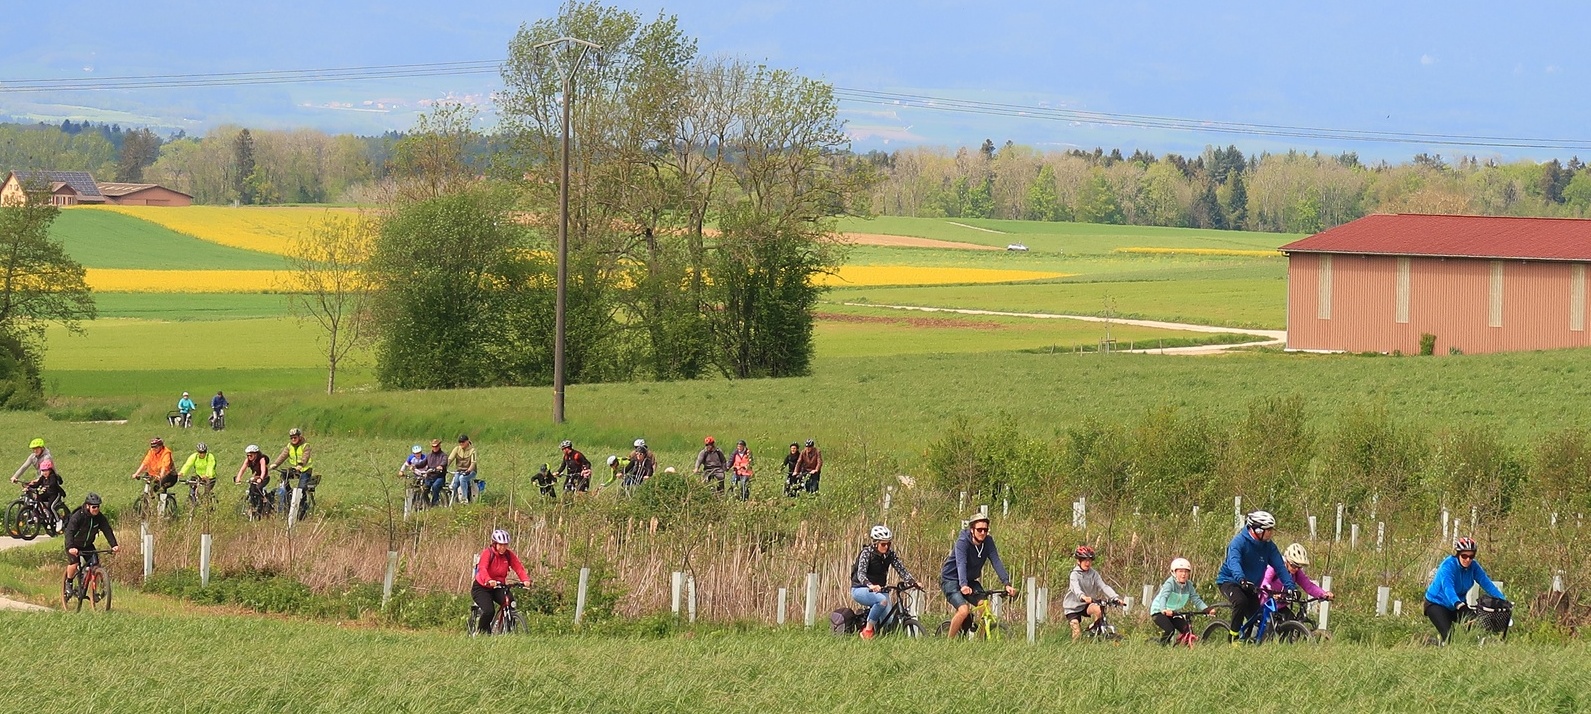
[284,213,375,393]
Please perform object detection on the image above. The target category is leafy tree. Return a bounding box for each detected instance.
[114,129,162,182]
[1075,169,1122,224]
[1192,179,1224,229]
[1024,165,1063,221]
[1225,170,1248,229]
[0,196,95,408]
[979,139,996,161]
[233,129,256,204]
[284,214,376,394]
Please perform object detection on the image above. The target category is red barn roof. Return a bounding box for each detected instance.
[1280,214,1591,262]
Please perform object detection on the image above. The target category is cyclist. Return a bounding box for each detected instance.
[601,455,627,489]
[62,493,119,600]
[234,444,272,516]
[210,391,229,429]
[398,444,426,480]
[1423,536,1508,643]
[795,439,823,493]
[1216,510,1298,640]
[851,525,916,640]
[19,457,68,525]
[273,428,314,512]
[556,440,592,493]
[176,392,196,427]
[1152,558,1216,644]
[413,439,449,505]
[449,434,479,503]
[939,513,1016,638]
[1064,545,1123,640]
[473,529,530,636]
[624,439,655,488]
[693,436,727,493]
[1261,543,1334,621]
[131,436,177,492]
[177,442,218,503]
[782,443,801,497]
[11,437,50,484]
[532,464,558,499]
[730,440,753,501]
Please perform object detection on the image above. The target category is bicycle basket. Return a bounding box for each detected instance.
[1476,595,1513,633]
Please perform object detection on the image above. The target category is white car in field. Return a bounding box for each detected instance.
[1005,243,1029,252]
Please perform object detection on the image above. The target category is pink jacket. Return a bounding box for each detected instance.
[1262,565,1327,602]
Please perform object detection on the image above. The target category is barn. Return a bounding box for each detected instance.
[1280,214,1591,355]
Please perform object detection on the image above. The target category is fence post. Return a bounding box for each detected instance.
[777,587,788,625]
[382,550,398,610]
[1554,571,1565,593]
[1141,584,1152,614]
[199,533,213,588]
[958,491,967,513]
[882,488,892,514]
[1376,586,1390,616]
[1002,497,1009,518]
[1334,503,1344,542]
[1441,509,1450,539]
[1036,587,1047,622]
[1233,496,1242,531]
[1317,576,1332,630]
[575,567,590,624]
[1376,522,1384,552]
[671,571,683,616]
[1471,505,1479,531]
[687,574,698,623]
[1392,600,1402,617]
[1191,505,1200,522]
[1308,515,1317,541]
[142,532,154,581]
[804,572,819,628]
[1551,512,1558,528]
[1025,577,1037,643]
[288,488,303,529]
[1350,524,1359,549]
[910,588,922,623]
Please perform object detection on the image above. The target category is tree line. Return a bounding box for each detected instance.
[867,142,1591,233]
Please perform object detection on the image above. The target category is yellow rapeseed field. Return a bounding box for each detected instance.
[817,266,1068,286]
[85,206,357,256]
[1115,247,1281,258]
[86,269,289,293]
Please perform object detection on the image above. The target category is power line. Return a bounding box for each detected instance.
[3,59,1587,151]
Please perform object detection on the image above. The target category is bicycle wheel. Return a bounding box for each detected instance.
[900,617,923,639]
[934,620,953,637]
[72,572,87,612]
[1202,620,1235,644]
[15,505,40,540]
[94,569,112,612]
[4,500,23,538]
[161,493,179,520]
[1272,621,1313,643]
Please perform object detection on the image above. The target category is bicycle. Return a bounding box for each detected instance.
[1431,596,1514,646]
[240,478,274,520]
[468,582,525,635]
[130,474,179,521]
[1149,607,1227,647]
[185,477,218,516]
[1204,585,1324,644]
[870,582,926,638]
[936,586,1015,640]
[6,485,65,540]
[403,472,433,515]
[167,410,193,429]
[450,470,481,504]
[276,467,318,520]
[209,408,226,431]
[1079,598,1126,642]
[64,549,112,612]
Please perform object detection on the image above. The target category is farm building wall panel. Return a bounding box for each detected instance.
[106,186,194,207]
[1287,254,1591,354]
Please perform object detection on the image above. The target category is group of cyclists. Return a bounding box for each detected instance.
[397,435,481,506]
[523,437,823,501]
[843,509,1511,645]
[172,391,228,431]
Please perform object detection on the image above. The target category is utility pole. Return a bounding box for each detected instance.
[534,36,602,424]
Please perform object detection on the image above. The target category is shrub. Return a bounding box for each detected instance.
[1419,333,1437,356]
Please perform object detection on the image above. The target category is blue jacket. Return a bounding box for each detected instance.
[1216,528,1297,590]
[939,530,1011,588]
[1423,555,1505,608]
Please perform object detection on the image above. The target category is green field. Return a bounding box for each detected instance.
[49,210,286,269]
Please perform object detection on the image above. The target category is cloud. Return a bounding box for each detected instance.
[1420,54,1437,66]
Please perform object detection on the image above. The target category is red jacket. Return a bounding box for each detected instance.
[475,547,529,587]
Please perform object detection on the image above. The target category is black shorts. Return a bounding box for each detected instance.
[65,549,100,567]
[1065,607,1091,622]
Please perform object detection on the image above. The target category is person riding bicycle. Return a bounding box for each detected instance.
[624,439,656,488]
[20,457,67,524]
[1216,510,1298,640]
[62,493,118,600]
[1423,536,1508,643]
[1064,544,1123,640]
[693,436,728,493]
[782,443,801,497]
[796,439,823,494]
[178,442,218,502]
[533,464,558,499]
[940,513,1016,638]
[1152,558,1216,644]
[851,524,917,640]
[399,444,426,480]
[601,455,627,489]
[449,434,480,502]
[1261,543,1334,621]
[730,440,753,501]
[176,392,196,426]
[235,444,272,515]
[11,437,51,485]
[131,436,177,492]
[473,529,530,635]
[273,428,315,512]
[409,439,449,505]
[210,391,229,426]
[556,440,592,493]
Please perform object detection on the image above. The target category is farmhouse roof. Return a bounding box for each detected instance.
[7,170,103,198]
[1280,213,1591,262]
[97,182,192,198]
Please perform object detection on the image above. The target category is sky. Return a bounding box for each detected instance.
[1,0,1587,160]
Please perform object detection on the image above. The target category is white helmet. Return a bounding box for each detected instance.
[1169,558,1192,573]
[870,525,892,542]
[663,466,676,474]
[490,529,511,544]
[245,444,260,454]
[1245,510,1276,531]
[634,439,646,448]
[606,455,618,466]
[1283,543,1309,567]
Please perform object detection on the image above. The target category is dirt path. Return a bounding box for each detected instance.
[944,222,1008,234]
[840,303,1285,354]
[0,536,52,611]
[841,233,1001,251]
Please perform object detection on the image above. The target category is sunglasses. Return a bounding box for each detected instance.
[972,527,989,533]
[1458,552,1475,560]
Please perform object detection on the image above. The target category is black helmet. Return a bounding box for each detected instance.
[84,492,102,506]
[804,439,815,447]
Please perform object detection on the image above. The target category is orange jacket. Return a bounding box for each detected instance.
[139,447,174,477]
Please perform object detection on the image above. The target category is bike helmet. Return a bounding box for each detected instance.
[1169,557,1192,573]
[182,391,189,397]
[560,440,572,449]
[490,529,511,544]
[634,439,646,448]
[1245,510,1276,531]
[288,428,303,437]
[704,436,715,445]
[1454,536,1477,554]
[1283,543,1310,567]
[1074,545,1097,560]
[37,459,53,471]
[968,513,991,528]
[245,444,261,454]
[28,438,44,449]
[606,455,618,466]
[458,434,470,443]
[805,439,815,447]
[663,466,676,474]
[411,445,423,454]
[150,437,164,446]
[870,525,892,541]
[196,442,208,453]
[84,492,102,506]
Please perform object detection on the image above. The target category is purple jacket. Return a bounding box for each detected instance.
[1262,565,1327,603]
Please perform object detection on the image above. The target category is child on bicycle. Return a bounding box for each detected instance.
[851,525,917,640]
[1423,536,1508,643]
[1064,545,1122,640]
[1261,543,1334,620]
[533,464,558,499]
[1152,558,1216,644]
[20,457,67,523]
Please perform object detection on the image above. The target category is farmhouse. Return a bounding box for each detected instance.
[95,182,194,206]
[0,171,192,207]
[1281,214,1591,355]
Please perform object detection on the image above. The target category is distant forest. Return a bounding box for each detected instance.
[4,120,1587,233]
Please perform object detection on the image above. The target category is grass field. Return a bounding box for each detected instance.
[838,215,1305,254]
[50,209,286,269]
